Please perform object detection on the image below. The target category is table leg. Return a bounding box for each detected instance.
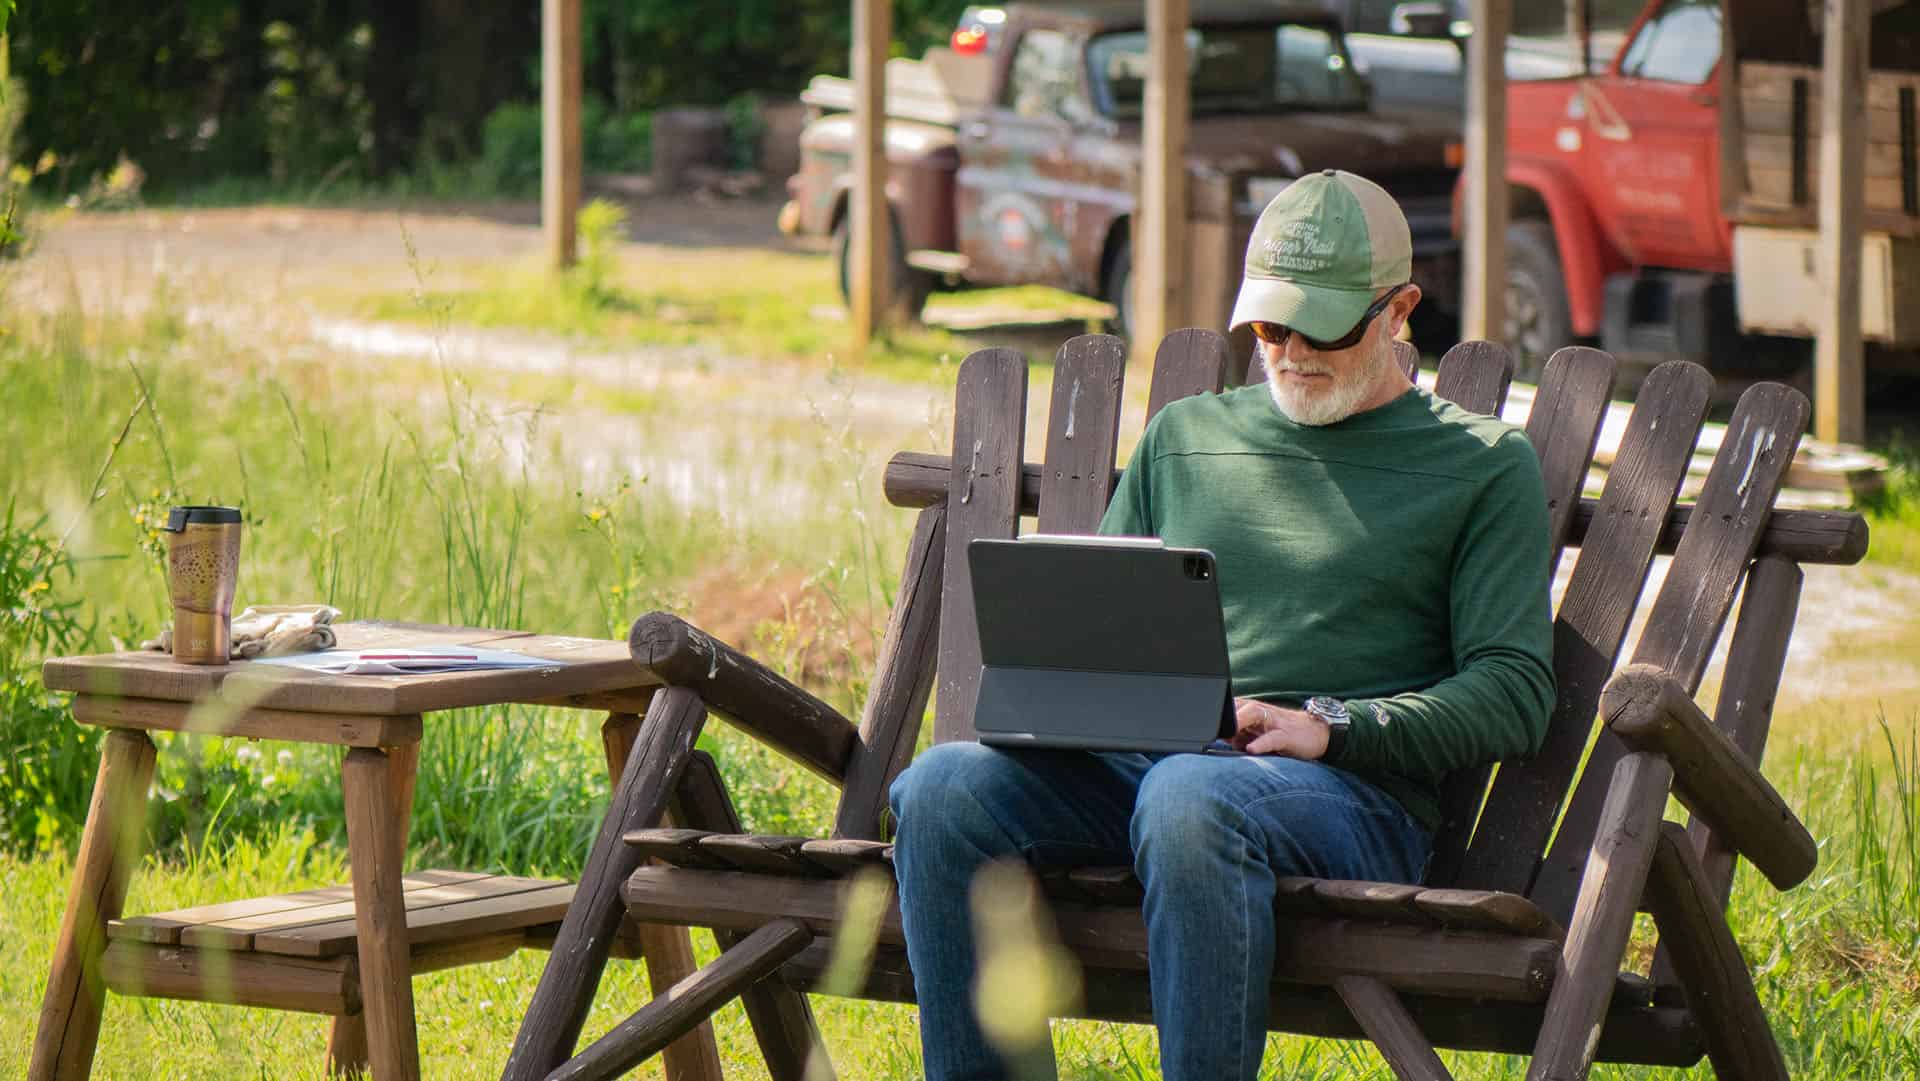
[30,728,157,1081]
[343,746,422,1081]
[329,743,419,1079]
[602,713,725,1081]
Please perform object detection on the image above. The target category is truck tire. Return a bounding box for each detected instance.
[1103,239,1134,340]
[833,214,933,324]
[1505,220,1574,380]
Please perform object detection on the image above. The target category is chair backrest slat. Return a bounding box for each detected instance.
[1146,329,1230,420]
[1694,554,1802,900]
[1525,348,1619,580]
[933,349,1029,745]
[1036,335,1128,535]
[1649,552,1803,985]
[1433,340,1515,412]
[1530,381,1809,920]
[1424,346,1615,888]
[1457,361,1713,896]
[833,505,948,840]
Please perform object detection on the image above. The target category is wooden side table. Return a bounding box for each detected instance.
[29,621,720,1081]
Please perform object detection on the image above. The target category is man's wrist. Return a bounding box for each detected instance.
[1304,696,1351,762]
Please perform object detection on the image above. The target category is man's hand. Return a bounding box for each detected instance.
[1231,698,1330,759]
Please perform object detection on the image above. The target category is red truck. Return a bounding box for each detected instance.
[781,1,1465,339]
[1487,0,1920,373]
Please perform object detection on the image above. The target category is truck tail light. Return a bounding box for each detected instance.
[1444,142,1464,169]
[953,26,989,55]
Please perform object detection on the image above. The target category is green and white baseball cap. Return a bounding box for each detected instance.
[1228,170,1412,342]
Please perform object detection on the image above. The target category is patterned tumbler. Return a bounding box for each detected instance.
[162,506,243,665]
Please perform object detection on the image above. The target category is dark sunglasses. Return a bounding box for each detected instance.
[1250,285,1406,353]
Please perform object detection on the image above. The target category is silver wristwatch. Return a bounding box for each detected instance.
[1304,696,1351,760]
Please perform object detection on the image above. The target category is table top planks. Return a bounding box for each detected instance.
[42,622,657,717]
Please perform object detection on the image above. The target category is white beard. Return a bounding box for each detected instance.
[1263,345,1394,426]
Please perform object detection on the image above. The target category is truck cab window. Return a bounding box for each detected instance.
[1617,0,1721,85]
[1088,22,1367,118]
[1005,28,1095,124]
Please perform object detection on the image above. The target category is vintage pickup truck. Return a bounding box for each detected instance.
[779,0,1464,337]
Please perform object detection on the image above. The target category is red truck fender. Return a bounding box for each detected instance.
[1452,162,1620,338]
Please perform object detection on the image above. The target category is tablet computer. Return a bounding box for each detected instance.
[967,535,1237,753]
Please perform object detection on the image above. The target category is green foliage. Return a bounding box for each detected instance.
[1864,435,1920,572]
[568,197,629,304]
[0,505,98,855]
[478,99,651,197]
[5,1,974,193]
[724,91,765,171]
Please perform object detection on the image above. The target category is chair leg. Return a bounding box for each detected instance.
[30,728,157,1081]
[1527,752,1672,1081]
[1334,976,1454,1081]
[502,687,709,1080]
[1644,822,1790,1081]
[604,712,726,1081]
[548,919,815,1081]
[677,751,834,1081]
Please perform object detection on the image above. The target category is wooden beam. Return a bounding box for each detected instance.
[1814,0,1868,443]
[850,0,892,350]
[1462,0,1511,342]
[542,0,583,270]
[1136,0,1190,353]
[1565,0,1589,76]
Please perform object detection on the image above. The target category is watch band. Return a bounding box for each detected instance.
[1305,695,1351,761]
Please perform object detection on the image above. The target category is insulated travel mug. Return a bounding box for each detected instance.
[162,506,243,665]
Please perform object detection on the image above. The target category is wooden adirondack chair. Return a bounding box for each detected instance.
[500,331,1869,1081]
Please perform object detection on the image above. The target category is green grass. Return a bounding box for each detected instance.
[339,234,1115,385]
[3,269,1919,1077]
[1863,438,1920,573]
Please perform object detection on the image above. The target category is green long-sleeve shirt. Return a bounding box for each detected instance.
[1098,383,1556,830]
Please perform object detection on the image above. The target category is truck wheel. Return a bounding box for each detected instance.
[1103,239,1134,340]
[1504,221,1574,381]
[833,215,933,323]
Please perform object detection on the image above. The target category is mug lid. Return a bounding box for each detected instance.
[165,506,243,532]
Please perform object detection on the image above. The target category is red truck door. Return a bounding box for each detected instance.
[1580,0,1730,270]
[956,26,1091,287]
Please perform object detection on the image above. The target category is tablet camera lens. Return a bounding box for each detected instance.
[1184,556,1212,581]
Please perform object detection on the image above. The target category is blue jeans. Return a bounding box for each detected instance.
[888,743,1432,1081]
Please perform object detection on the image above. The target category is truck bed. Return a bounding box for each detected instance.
[799,47,992,129]
[1730,60,1920,237]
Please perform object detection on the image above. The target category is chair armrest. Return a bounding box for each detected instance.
[630,612,860,785]
[1600,664,1816,890]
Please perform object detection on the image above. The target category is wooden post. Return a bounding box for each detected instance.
[1137,0,1190,355]
[543,0,583,270]
[1814,0,1868,444]
[1462,0,1511,343]
[342,747,421,1081]
[851,0,892,351]
[1565,0,1589,76]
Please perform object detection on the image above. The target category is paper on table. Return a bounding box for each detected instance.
[251,645,562,676]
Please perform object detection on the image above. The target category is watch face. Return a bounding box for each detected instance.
[1306,696,1350,724]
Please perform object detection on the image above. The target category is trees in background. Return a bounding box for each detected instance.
[4,0,971,194]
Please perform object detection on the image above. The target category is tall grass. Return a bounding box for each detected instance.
[0,284,902,870]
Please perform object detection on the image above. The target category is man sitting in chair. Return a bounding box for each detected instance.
[889,170,1556,1081]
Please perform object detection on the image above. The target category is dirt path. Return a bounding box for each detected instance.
[11,201,1918,710]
